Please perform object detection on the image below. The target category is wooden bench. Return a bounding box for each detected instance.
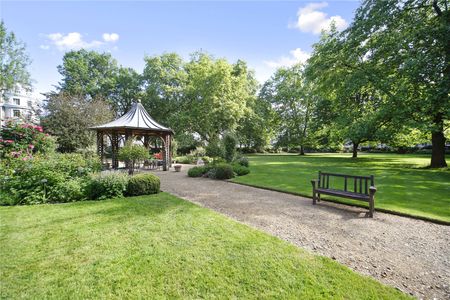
[311,171,377,217]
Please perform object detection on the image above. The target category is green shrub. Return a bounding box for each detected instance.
[235,156,249,167]
[87,172,129,200]
[127,173,160,196]
[0,153,101,205]
[52,178,88,202]
[213,163,234,180]
[233,164,250,176]
[188,166,207,177]
[223,134,237,162]
[206,168,217,179]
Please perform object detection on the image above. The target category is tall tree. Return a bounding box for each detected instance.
[57,49,118,100]
[236,96,275,152]
[262,64,316,155]
[344,0,449,167]
[0,21,32,90]
[110,67,142,116]
[183,52,254,142]
[306,26,400,158]
[141,53,186,130]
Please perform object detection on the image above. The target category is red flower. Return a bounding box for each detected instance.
[5,140,14,144]
[29,144,35,149]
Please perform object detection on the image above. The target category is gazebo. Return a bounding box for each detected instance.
[90,101,174,171]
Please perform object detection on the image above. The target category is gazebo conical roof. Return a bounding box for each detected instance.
[90,102,173,134]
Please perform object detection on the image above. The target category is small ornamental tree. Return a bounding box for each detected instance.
[118,141,149,175]
[223,134,237,162]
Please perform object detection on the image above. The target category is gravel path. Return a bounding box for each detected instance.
[153,166,450,299]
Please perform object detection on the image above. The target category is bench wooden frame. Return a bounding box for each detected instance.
[311,171,377,217]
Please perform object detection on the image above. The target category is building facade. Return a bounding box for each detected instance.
[0,85,41,126]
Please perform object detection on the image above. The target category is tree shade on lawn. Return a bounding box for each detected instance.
[231,153,450,223]
[0,194,409,299]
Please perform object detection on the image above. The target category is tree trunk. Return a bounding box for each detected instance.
[430,113,447,168]
[429,4,448,168]
[352,142,359,158]
[299,145,305,155]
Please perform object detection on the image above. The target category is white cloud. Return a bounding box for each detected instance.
[102,33,119,42]
[264,48,311,69]
[290,2,347,34]
[42,32,120,51]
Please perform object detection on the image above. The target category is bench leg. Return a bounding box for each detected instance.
[317,193,321,202]
[311,180,317,205]
[369,195,374,218]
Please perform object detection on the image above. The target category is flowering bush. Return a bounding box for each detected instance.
[0,120,55,159]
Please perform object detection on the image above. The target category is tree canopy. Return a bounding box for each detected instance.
[0,21,32,90]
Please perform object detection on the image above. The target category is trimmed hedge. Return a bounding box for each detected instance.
[127,173,160,196]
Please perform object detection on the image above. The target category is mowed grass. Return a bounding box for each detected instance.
[232,153,450,222]
[0,194,409,299]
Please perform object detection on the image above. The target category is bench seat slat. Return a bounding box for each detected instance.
[316,188,370,201]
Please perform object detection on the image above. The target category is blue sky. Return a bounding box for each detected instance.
[1,1,360,95]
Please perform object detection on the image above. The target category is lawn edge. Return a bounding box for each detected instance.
[228,180,450,226]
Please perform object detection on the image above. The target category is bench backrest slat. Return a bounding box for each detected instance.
[365,179,368,194]
[318,171,374,195]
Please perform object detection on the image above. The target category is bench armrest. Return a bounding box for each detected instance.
[369,186,377,194]
[311,179,317,186]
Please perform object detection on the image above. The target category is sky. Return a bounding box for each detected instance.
[0,0,360,96]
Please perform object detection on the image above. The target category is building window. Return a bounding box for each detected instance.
[13,98,20,105]
[13,110,20,117]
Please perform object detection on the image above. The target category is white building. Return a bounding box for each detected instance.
[1,85,42,126]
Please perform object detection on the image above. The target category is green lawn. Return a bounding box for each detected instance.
[0,194,409,299]
[232,153,450,223]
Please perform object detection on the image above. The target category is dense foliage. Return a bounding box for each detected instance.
[187,166,207,178]
[211,163,234,180]
[87,172,129,200]
[0,153,101,205]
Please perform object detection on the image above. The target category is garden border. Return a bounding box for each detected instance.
[228,181,450,226]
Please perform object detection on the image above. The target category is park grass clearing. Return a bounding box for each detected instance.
[231,153,450,223]
[0,193,409,299]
